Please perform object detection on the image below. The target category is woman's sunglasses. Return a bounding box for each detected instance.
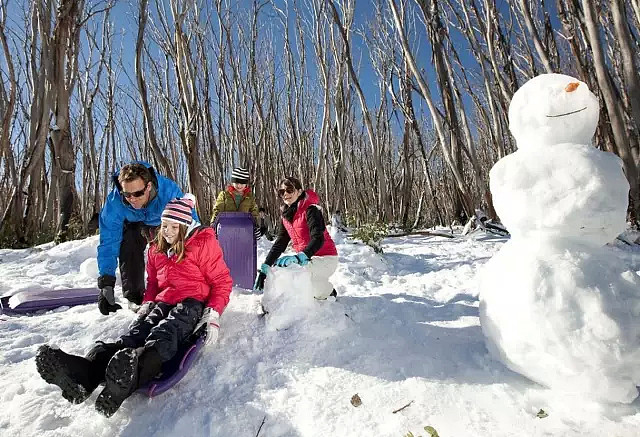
[277,187,295,197]
[122,185,148,199]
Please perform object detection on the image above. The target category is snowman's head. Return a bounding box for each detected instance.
[509,74,599,150]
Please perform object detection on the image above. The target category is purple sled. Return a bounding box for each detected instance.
[0,287,100,315]
[137,326,208,397]
[213,212,257,290]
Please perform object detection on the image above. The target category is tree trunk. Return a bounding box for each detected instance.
[610,0,640,149]
[581,0,640,221]
[136,0,174,179]
[517,0,554,73]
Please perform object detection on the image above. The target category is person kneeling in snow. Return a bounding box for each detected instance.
[253,176,338,299]
[35,195,232,417]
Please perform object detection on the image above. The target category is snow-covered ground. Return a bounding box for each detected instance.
[1,230,639,437]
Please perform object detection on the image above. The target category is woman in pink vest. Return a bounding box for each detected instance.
[253,176,338,299]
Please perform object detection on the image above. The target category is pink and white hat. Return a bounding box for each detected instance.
[162,193,196,226]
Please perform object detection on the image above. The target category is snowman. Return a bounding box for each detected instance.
[479,73,640,403]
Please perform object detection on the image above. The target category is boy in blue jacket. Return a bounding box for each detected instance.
[96,162,197,314]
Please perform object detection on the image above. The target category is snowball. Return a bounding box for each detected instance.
[479,243,640,403]
[489,143,628,246]
[79,258,99,279]
[261,264,316,331]
[509,74,599,149]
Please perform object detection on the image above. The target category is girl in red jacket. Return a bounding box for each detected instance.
[254,177,338,299]
[36,194,232,417]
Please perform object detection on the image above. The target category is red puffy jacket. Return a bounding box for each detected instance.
[282,190,337,257]
[143,226,232,314]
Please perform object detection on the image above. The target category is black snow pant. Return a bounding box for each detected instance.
[119,221,155,305]
[85,298,204,388]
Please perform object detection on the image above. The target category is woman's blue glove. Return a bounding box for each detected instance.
[275,252,309,267]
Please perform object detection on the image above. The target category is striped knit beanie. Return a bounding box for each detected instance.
[231,167,250,184]
[162,193,196,226]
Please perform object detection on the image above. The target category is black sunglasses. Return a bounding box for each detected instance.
[122,184,148,199]
[278,187,296,197]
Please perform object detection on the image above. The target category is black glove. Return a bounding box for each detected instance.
[97,275,121,315]
[253,264,269,291]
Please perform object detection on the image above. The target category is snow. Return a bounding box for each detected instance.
[1,231,639,436]
[480,73,640,404]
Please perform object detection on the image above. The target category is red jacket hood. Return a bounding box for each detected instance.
[300,190,320,207]
[227,185,251,196]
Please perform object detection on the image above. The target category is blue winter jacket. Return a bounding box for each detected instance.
[97,161,198,278]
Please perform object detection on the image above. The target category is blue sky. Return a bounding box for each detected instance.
[1,0,558,156]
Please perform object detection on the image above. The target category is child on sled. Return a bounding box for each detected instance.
[36,194,232,417]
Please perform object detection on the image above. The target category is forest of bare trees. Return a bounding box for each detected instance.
[0,0,638,247]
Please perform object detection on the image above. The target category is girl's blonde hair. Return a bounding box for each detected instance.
[154,222,188,262]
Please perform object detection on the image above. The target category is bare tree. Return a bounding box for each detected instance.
[516,0,555,73]
[136,0,174,179]
[581,0,640,221]
[388,0,473,215]
[610,0,640,145]
[0,0,17,185]
[330,0,389,221]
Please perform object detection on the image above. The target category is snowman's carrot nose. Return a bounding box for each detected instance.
[565,82,580,92]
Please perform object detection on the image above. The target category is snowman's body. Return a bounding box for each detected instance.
[479,74,640,403]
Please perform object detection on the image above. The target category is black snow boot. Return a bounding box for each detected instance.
[36,345,97,404]
[136,346,164,387]
[95,348,139,417]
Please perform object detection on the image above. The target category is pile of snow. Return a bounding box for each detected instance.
[261,264,316,331]
[1,227,640,436]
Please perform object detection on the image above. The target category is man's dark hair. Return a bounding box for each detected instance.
[259,207,266,212]
[118,164,153,186]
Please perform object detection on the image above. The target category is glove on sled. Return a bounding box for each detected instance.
[253,263,269,291]
[274,252,309,267]
[97,275,121,315]
[195,308,220,346]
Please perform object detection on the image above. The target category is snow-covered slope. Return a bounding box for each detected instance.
[1,232,639,436]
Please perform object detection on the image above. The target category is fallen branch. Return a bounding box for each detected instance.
[392,400,414,414]
[386,230,456,239]
[255,415,267,437]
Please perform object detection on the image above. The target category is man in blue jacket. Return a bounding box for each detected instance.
[96,162,197,315]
